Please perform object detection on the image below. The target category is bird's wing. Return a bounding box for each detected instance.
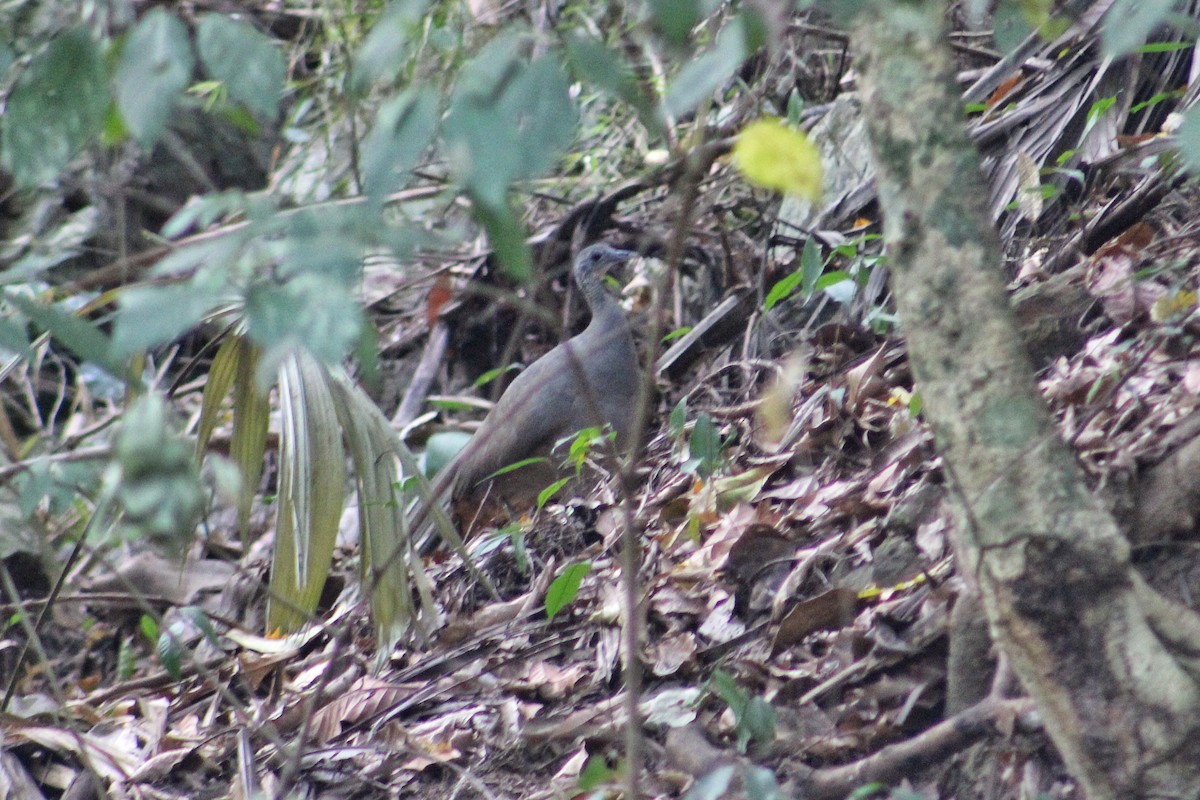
[452,343,581,491]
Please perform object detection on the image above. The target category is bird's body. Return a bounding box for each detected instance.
[411,244,638,541]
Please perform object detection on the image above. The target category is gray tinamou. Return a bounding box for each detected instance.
[411,243,639,540]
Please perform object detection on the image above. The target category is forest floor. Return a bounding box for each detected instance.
[4,4,1200,800]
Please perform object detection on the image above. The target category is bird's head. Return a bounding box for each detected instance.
[573,243,636,287]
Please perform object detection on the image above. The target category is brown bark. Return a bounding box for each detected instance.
[848,1,1200,796]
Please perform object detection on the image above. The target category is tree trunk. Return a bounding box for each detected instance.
[848,1,1200,796]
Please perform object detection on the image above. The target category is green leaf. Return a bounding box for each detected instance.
[537,477,571,510]
[350,0,431,92]
[112,282,224,356]
[565,34,664,138]
[743,766,781,800]
[486,456,550,480]
[992,0,1034,54]
[268,352,346,633]
[445,40,578,208]
[545,561,591,619]
[115,9,194,146]
[663,13,754,117]
[362,87,439,200]
[474,364,518,388]
[422,430,471,477]
[669,396,688,439]
[475,201,532,282]
[196,14,285,120]
[763,271,803,312]
[5,291,125,380]
[1,29,109,187]
[156,629,183,680]
[1102,0,1175,56]
[682,766,735,800]
[737,695,776,752]
[663,326,692,343]
[245,274,364,366]
[139,614,159,642]
[1175,106,1200,172]
[683,412,722,479]
[800,237,824,295]
[577,755,618,792]
[646,0,711,47]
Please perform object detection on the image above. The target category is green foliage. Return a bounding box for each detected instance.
[268,352,346,633]
[1,29,108,187]
[664,11,763,117]
[115,10,194,146]
[362,87,440,200]
[710,670,776,753]
[577,755,620,792]
[195,14,285,121]
[682,765,735,800]
[546,561,591,619]
[1102,0,1177,56]
[764,237,825,312]
[537,477,571,509]
[1176,107,1200,172]
[682,412,724,479]
[112,394,205,554]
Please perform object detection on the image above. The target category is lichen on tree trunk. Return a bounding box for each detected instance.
[846,1,1200,796]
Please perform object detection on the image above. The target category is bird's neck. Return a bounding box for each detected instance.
[577,273,623,331]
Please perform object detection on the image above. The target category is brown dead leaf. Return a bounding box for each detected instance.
[986,72,1023,108]
[649,632,698,676]
[310,676,412,743]
[426,273,453,327]
[771,587,859,654]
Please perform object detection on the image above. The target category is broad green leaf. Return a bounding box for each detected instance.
[268,352,346,632]
[0,41,13,76]
[546,561,591,619]
[115,9,194,146]
[682,766,736,800]
[196,333,240,454]
[647,0,710,47]
[350,0,431,92]
[1175,106,1200,172]
[474,201,532,282]
[763,271,803,312]
[1102,0,1175,56]
[487,456,550,480]
[422,430,471,476]
[800,237,824,295]
[499,56,578,178]
[245,274,364,366]
[5,291,124,380]
[156,629,182,680]
[112,282,224,356]
[683,412,722,479]
[446,41,577,208]
[537,477,571,509]
[196,14,285,120]
[732,118,822,201]
[2,29,109,187]
[231,339,270,537]
[362,87,439,200]
[663,14,753,117]
[565,34,664,138]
